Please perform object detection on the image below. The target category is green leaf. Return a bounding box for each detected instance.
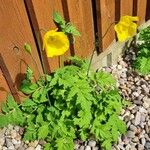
[21,98,37,107]
[94,71,116,89]
[65,23,81,36]
[1,102,9,113]
[7,94,18,109]
[101,139,112,150]
[117,119,127,135]
[53,12,66,26]
[26,67,33,81]
[44,143,53,150]
[55,137,74,150]
[0,114,9,128]
[38,124,49,139]
[23,129,37,141]
[20,80,35,94]
[24,43,32,54]
[36,114,44,125]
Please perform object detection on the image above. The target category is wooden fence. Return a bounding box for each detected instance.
[0,0,150,103]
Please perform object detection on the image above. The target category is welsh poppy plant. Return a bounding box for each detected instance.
[114,16,139,42]
[43,29,69,57]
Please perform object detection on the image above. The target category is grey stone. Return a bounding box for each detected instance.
[79,146,85,150]
[138,144,144,150]
[14,126,20,132]
[145,142,150,150]
[5,138,13,147]
[123,136,130,145]
[26,147,35,150]
[132,137,139,142]
[7,145,15,150]
[143,102,149,109]
[134,100,142,105]
[130,124,137,131]
[2,146,8,150]
[141,84,149,94]
[17,145,26,150]
[140,114,146,122]
[138,95,144,101]
[120,72,127,78]
[147,108,150,114]
[118,143,125,150]
[14,144,21,149]
[0,137,5,146]
[92,147,99,150]
[135,112,141,125]
[139,107,147,113]
[126,130,135,138]
[12,139,18,145]
[141,138,146,146]
[85,145,91,150]
[10,130,17,138]
[127,121,131,128]
[74,143,80,149]
[88,140,96,147]
[0,127,6,137]
[105,67,112,73]
[130,114,134,120]
[125,144,131,150]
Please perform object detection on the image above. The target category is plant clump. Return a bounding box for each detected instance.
[0,57,126,150]
[133,25,150,75]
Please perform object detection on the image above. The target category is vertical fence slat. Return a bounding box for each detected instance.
[65,0,95,57]
[27,0,65,72]
[0,0,42,102]
[146,0,150,20]
[121,0,133,16]
[96,0,115,51]
[137,0,147,24]
[0,68,9,107]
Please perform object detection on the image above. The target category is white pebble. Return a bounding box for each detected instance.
[85,145,91,150]
[2,146,7,150]
[12,139,18,145]
[35,145,42,150]
[117,65,122,70]
[11,130,17,138]
[88,140,96,147]
[0,138,5,146]
[143,102,149,109]
[8,145,15,150]
[133,92,139,97]
[26,147,35,150]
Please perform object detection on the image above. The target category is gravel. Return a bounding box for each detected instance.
[0,125,43,150]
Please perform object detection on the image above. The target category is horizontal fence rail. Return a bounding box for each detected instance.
[0,0,150,103]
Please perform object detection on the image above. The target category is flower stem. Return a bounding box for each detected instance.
[60,55,64,68]
[36,31,51,106]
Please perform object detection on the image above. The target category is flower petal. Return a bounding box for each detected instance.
[43,29,69,57]
[114,15,139,42]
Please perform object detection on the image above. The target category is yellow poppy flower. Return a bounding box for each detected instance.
[43,29,69,57]
[114,16,139,42]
